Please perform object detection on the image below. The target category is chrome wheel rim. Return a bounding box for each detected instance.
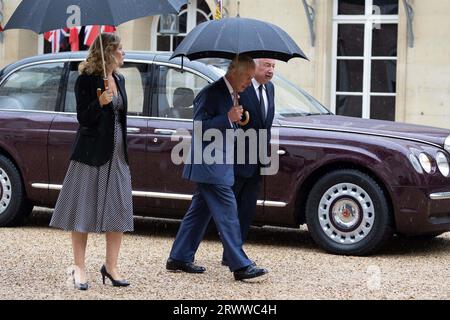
[0,168,12,215]
[318,183,375,244]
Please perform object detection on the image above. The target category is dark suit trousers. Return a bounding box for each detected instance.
[169,183,252,272]
[233,173,262,242]
[222,172,261,262]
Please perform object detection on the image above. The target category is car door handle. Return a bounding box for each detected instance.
[127,127,141,133]
[277,150,286,155]
[155,129,177,135]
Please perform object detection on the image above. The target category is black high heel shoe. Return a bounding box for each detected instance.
[100,265,130,287]
[72,270,89,291]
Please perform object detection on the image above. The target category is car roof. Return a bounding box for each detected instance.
[0,51,220,81]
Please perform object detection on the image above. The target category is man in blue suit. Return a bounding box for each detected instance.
[222,59,276,266]
[167,55,268,281]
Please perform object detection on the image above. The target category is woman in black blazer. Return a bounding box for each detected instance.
[50,33,132,290]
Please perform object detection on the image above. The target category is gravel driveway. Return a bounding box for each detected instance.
[1,208,449,300]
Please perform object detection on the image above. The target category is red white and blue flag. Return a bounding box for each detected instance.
[44,25,116,52]
[84,25,116,47]
[44,29,64,53]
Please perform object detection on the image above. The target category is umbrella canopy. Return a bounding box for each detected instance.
[171,17,308,62]
[4,0,187,33]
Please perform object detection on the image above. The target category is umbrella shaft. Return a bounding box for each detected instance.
[98,28,107,80]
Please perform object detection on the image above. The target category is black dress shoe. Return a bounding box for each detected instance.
[233,265,268,281]
[100,265,130,287]
[166,258,206,273]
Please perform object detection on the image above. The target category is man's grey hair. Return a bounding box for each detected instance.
[226,55,255,75]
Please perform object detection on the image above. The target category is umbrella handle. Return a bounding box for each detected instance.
[233,91,250,126]
[97,78,110,99]
[237,110,250,126]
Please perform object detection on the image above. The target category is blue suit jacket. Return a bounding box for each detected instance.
[234,81,275,178]
[182,78,236,186]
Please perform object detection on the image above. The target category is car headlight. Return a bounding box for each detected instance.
[445,135,450,153]
[436,152,449,177]
[419,153,433,173]
[409,154,423,174]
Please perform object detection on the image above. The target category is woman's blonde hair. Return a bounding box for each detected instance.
[79,32,122,75]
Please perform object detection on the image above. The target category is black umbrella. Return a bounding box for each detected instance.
[171,17,308,62]
[4,0,187,92]
[4,0,187,34]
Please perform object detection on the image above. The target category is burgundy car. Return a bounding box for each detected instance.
[0,52,449,255]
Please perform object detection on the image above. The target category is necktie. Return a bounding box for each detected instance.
[231,92,238,129]
[258,84,266,122]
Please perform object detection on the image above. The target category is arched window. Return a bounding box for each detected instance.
[152,0,213,52]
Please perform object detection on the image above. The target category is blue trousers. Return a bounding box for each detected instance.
[169,183,252,272]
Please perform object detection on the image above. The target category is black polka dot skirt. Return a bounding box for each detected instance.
[50,93,134,233]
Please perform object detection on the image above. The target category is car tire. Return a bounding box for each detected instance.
[306,169,393,256]
[0,155,33,227]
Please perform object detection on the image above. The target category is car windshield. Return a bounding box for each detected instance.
[206,63,331,118]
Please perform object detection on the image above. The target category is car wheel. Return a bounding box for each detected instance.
[306,169,393,255]
[0,155,33,227]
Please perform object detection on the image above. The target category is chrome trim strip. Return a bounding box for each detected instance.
[263,201,288,207]
[429,192,450,200]
[31,184,287,206]
[147,117,192,122]
[32,183,62,191]
[127,127,141,133]
[277,124,442,149]
[132,191,193,201]
[155,129,177,135]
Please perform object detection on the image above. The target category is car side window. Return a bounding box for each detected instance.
[65,62,148,116]
[156,66,208,120]
[0,62,64,112]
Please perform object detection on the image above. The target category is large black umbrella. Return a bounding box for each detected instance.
[4,0,187,90]
[171,17,308,62]
[4,0,187,34]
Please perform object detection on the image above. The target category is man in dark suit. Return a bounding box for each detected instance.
[166,55,269,281]
[222,59,276,266]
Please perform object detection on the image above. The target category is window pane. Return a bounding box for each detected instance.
[336,95,363,118]
[197,11,208,24]
[338,0,365,15]
[373,0,399,15]
[173,36,185,50]
[371,60,397,93]
[372,24,398,56]
[0,63,64,111]
[157,35,170,51]
[157,66,208,119]
[370,96,396,121]
[337,60,364,92]
[121,63,148,116]
[64,64,79,113]
[338,24,365,56]
[179,12,187,33]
